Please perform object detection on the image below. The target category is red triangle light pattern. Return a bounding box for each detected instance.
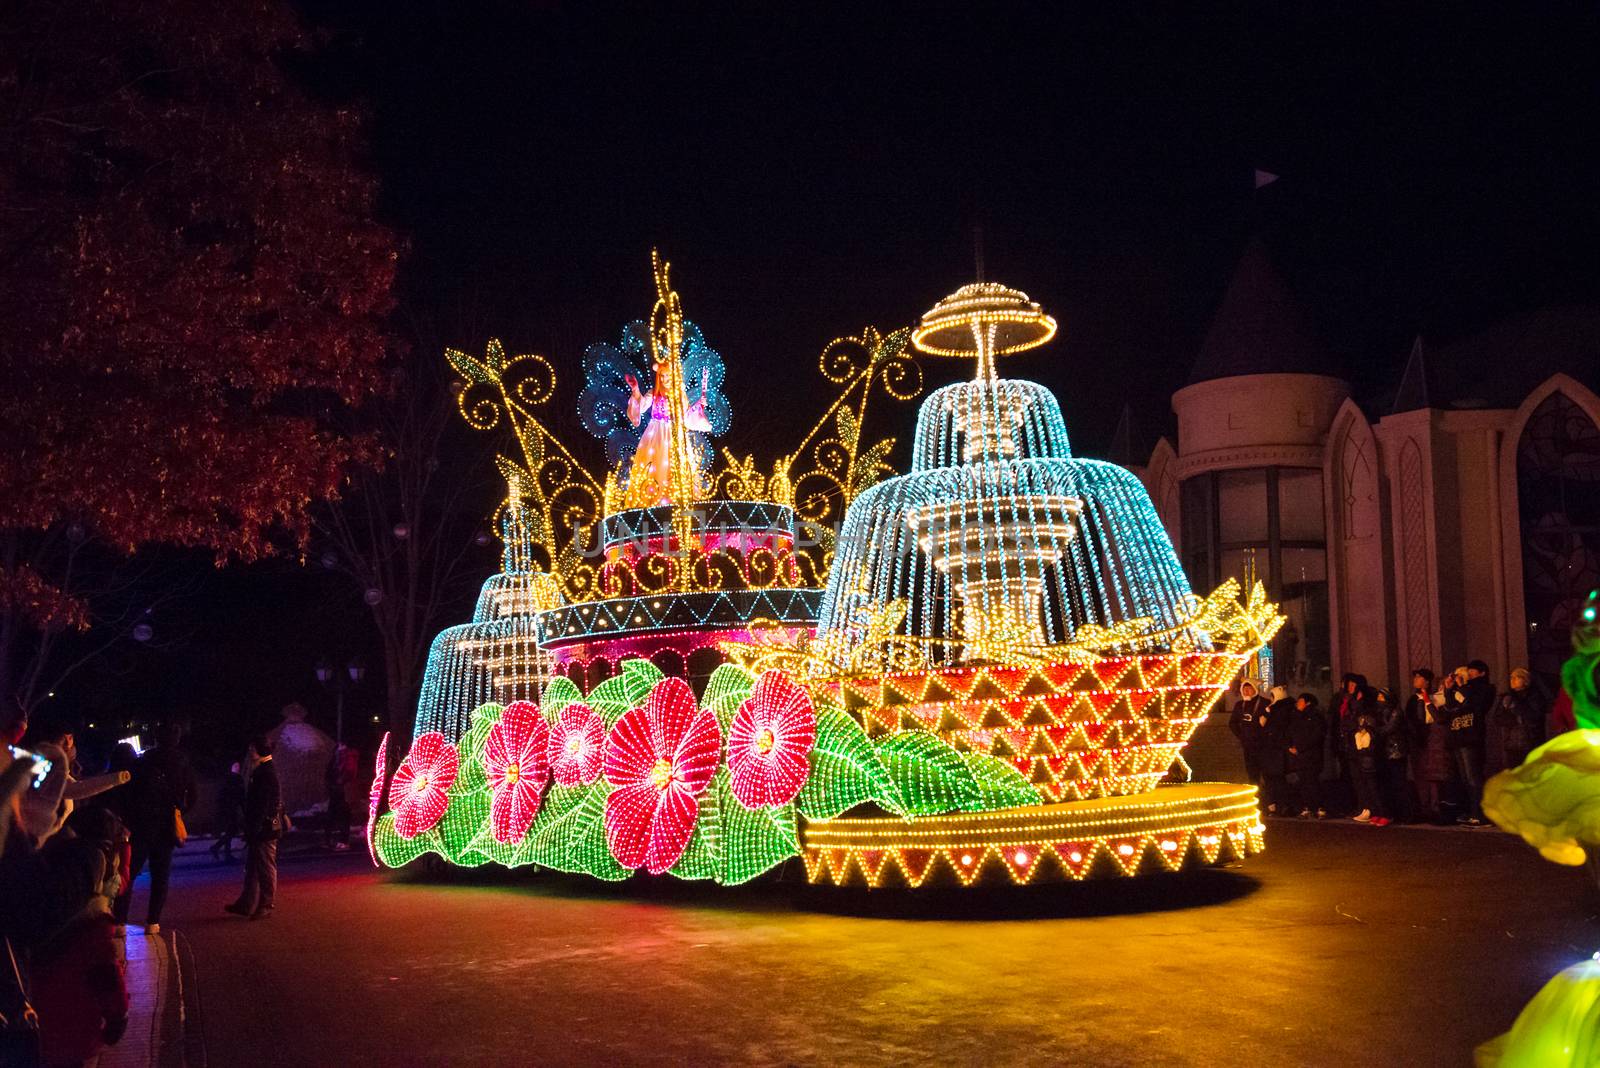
[829,652,1246,803]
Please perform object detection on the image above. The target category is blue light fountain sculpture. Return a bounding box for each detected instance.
[817,282,1201,668]
[794,281,1282,886]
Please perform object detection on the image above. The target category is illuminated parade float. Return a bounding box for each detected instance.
[366,254,1282,888]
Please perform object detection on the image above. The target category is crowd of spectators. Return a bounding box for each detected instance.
[1229,660,1569,827]
[1,708,196,1066]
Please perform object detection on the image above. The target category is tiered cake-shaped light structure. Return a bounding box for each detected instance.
[370,264,1278,890]
[410,493,563,743]
[532,252,823,687]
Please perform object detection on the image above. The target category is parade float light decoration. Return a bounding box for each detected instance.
[769,279,1279,885]
[372,661,1053,881]
[526,255,919,693]
[801,784,1265,887]
[602,677,723,874]
[365,732,390,866]
[410,494,562,743]
[1485,589,1600,867]
[483,701,551,843]
[372,267,1277,889]
[378,251,922,879]
[1476,589,1600,1066]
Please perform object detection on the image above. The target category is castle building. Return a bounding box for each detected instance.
[1140,238,1600,691]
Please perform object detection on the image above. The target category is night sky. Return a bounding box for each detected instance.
[321,2,1600,453]
[70,3,1600,756]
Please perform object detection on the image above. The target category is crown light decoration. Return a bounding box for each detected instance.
[370,265,1280,890]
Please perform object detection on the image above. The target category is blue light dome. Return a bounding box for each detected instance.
[816,285,1201,664]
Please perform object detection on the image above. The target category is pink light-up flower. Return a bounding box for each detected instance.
[366,731,391,865]
[483,701,550,843]
[389,732,459,839]
[727,670,817,808]
[547,703,605,786]
[603,676,721,873]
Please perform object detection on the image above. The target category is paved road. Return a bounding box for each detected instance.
[144,821,1599,1066]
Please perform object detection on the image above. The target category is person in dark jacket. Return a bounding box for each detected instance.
[1227,679,1270,791]
[1406,670,1451,823]
[1485,667,1548,777]
[1344,687,1386,824]
[1257,686,1295,814]
[1448,660,1495,825]
[1287,693,1327,818]
[1332,674,1369,816]
[111,721,196,934]
[225,735,281,920]
[1374,687,1411,824]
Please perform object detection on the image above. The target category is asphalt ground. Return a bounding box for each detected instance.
[143,819,1599,1066]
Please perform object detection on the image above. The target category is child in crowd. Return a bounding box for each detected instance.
[30,808,130,1067]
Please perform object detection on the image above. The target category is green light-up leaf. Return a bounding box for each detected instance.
[459,724,494,771]
[566,783,629,881]
[372,813,439,868]
[435,788,491,864]
[621,657,665,696]
[484,338,509,374]
[540,676,584,723]
[524,781,628,881]
[664,768,797,885]
[470,702,505,729]
[703,663,756,730]
[875,730,981,816]
[446,347,493,385]
[451,750,488,796]
[796,706,897,819]
[521,784,589,868]
[837,406,860,451]
[668,772,724,881]
[849,438,895,497]
[466,828,524,867]
[587,658,664,725]
[962,751,1043,810]
[716,773,799,885]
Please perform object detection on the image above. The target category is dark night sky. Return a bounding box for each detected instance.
[71,3,1600,754]
[320,2,1600,456]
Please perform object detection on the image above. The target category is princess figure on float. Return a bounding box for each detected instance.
[622,364,712,507]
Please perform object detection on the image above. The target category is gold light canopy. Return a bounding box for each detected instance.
[910,281,1058,381]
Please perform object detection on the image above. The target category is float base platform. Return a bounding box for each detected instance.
[799,782,1263,888]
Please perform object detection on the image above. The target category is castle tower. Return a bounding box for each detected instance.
[1161,237,1349,689]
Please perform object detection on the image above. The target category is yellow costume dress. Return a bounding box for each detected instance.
[621,365,712,509]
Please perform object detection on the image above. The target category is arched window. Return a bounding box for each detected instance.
[1518,392,1600,678]
[1178,466,1329,685]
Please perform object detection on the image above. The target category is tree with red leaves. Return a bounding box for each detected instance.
[0,1,402,719]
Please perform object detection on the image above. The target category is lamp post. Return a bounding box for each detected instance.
[315,657,366,749]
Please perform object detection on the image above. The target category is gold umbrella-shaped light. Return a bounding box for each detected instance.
[911,282,1057,382]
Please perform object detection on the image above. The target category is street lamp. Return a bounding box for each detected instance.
[315,657,366,748]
